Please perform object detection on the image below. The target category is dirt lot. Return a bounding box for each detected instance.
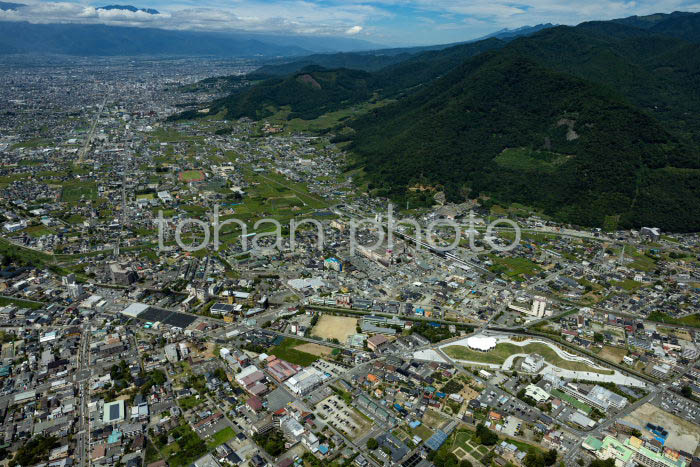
[294,342,333,357]
[624,403,700,455]
[202,342,216,359]
[311,314,357,343]
[598,345,627,363]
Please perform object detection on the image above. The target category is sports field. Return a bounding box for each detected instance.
[311,314,357,343]
[294,342,333,357]
[179,170,205,182]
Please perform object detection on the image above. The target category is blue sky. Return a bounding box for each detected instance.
[2,0,700,45]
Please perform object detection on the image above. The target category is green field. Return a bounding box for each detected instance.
[0,297,44,310]
[611,279,644,292]
[180,170,205,182]
[489,256,542,281]
[61,181,97,202]
[454,431,473,452]
[413,424,434,441]
[443,341,613,374]
[269,337,319,366]
[177,395,202,411]
[21,225,54,238]
[207,426,236,449]
[648,311,700,328]
[550,389,592,414]
[262,100,394,134]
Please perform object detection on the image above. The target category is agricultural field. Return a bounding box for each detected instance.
[21,225,54,238]
[597,345,628,364]
[489,255,542,281]
[311,315,358,343]
[61,181,97,202]
[269,337,320,366]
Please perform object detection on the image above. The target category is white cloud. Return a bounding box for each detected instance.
[0,0,381,37]
[2,0,700,45]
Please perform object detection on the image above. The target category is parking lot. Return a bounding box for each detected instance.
[315,395,372,440]
[477,388,540,423]
[658,391,700,424]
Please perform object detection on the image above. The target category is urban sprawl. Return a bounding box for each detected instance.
[0,55,699,467]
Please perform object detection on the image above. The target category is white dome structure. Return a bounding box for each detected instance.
[466,335,497,352]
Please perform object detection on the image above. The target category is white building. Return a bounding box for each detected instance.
[521,354,545,373]
[524,384,550,403]
[531,296,548,317]
[284,367,324,396]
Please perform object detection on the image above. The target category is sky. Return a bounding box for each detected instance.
[1,0,700,46]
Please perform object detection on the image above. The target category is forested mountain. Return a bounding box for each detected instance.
[202,67,376,120]
[613,11,700,42]
[252,52,415,76]
[346,48,700,231]
[247,24,553,77]
[196,38,507,121]
[183,12,700,231]
[344,20,700,230]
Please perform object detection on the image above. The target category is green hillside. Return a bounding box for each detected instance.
[207,66,375,121]
[346,49,700,230]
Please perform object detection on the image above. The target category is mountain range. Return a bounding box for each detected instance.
[97,5,160,15]
[0,17,381,57]
[181,12,700,231]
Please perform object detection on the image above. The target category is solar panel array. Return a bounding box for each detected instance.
[137,307,198,328]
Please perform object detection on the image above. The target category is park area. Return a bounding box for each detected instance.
[442,339,613,374]
[179,170,205,182]
[310,314,358,343]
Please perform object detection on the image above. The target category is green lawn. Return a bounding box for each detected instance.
[0,297,44,310]
[443,341,613,374]
[61,181,97,202]
[180,170,205,182]
[454,431,472,451]
[177,395,202,411]
[21,225,54,238]
[489,256,542,281]
[611,279,644,292]
[413,424,434,441]
[269,337,319,366]
[207,426,236,449]
[648,311,700,328]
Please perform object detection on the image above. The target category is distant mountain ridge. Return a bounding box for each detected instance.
[97,5,160,15]
[0,1,24,10]
[479,23,556,40]
[0,21,382,57]
[0,22,385,57]
[249,24,555,76]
